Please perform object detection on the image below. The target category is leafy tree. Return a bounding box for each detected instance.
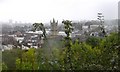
[86,36,101,48]
[62,20,74,70]
[16,48,39,70]
[97,32,119,70]
[33,23,47,39]
[2,49,21,70]
[71,41,102,70]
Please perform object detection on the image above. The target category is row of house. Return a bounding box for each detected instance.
[1,19,110,51]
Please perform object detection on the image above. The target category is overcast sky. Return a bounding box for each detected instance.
[0,0,119,23]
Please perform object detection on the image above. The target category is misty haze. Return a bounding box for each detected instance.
[0,0,120,71]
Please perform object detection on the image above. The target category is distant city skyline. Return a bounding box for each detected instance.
[0,0,119,23]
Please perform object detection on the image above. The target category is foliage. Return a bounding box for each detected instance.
[2,48,21,70]
[2,62,8,70]
[97,32,119,70]
[2,32,119,70]
[32,23,47,39]
[16,48,39,70]
[86,36,101,48]
[62,20,74,70]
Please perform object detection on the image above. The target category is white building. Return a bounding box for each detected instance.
[15,37,24,43]
[26,31,43,34]
[57,31,66,37]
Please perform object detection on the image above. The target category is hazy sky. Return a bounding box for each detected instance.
[0,0,119,23]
